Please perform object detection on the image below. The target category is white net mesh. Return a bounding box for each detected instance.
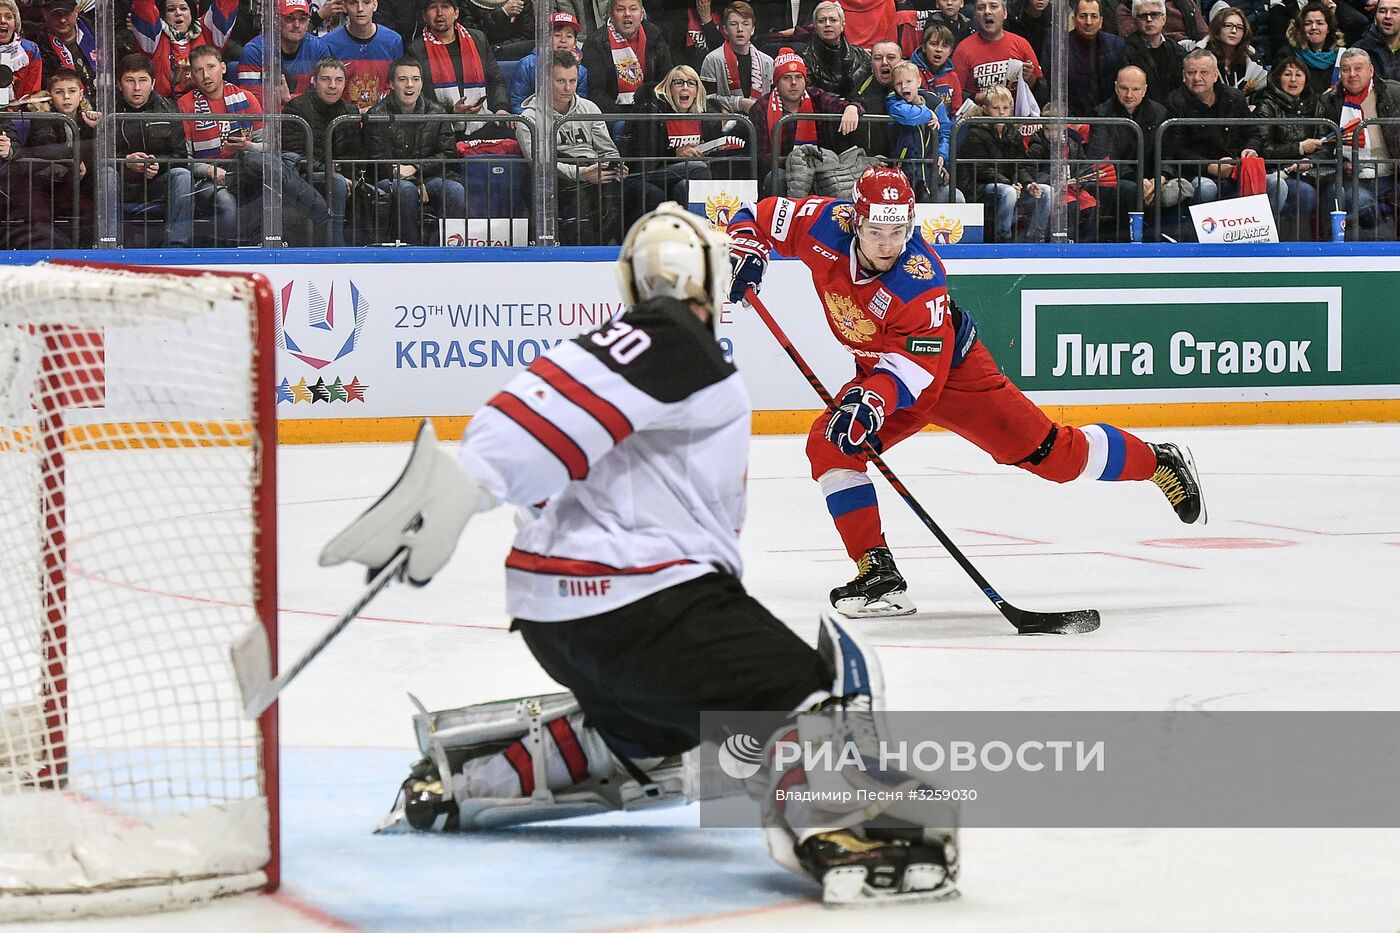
[0,264,273,918]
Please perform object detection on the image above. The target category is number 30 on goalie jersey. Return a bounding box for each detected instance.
[458,296,752,533]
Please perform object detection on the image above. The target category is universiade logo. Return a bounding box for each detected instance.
[274,279,371,404]
[717,733,765,780]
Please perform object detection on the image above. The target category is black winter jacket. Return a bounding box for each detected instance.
[285,91,363,171]
[653,2,724,72]
[1086,95,1170,183]
[364,94,458,179]
[115,93,186,179]
[800,34,872,100]
[1252,82,1332,169]
[958,121,1034,195]
[1124,34,1186,105]
[1163,82,1261,177]
[1354,24,1400,83]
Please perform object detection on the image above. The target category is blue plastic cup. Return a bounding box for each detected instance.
[1330,210,1346,242]
[1129,211,1144,243]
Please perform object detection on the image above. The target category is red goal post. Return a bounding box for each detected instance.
[0,261,280,919]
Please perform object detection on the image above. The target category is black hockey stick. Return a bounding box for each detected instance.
[745,289,1099,635]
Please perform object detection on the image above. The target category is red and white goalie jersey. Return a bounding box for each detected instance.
[732,196,978,413]
[458,297,750,622]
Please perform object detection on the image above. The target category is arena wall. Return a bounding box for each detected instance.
[5,244,1398,443]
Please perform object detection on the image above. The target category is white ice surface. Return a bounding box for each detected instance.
[8,424,1399,932]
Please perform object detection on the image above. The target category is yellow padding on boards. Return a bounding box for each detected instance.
[277,400,1400,444]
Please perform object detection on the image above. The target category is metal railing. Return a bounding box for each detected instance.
[949,115,1146,243]
[95,112,317,248]
[325,112,532,246]
[768,111,862,198]
[1154,116,1344,242]
[10,104,1400,248]
[1,113,85,249]
[768,111,965,206]
[1345,117,1400,241]
[554,111,756,245]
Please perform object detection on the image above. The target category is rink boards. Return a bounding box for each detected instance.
[3,244,1398,442]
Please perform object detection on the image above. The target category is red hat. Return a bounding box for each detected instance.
[549,11,581,32]
[853,166,915,226]
[278,0,311,15]
[773,48,807,80]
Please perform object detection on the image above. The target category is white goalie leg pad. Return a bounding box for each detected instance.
[762,615,960,896]
[380,692,692,832]
[318,419,492,586]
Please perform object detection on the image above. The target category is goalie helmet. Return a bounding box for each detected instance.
[616,202,730,328]
[852,167,916,235]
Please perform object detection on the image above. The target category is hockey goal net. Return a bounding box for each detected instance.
[0,262,278,920]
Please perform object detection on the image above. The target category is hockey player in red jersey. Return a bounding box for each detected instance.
[727,167,1205,618]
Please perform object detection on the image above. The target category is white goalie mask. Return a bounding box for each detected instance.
[616,202,730,329]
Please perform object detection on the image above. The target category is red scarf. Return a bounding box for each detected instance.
[608,21,646,103]
[665,118,702,150]
[721,42,762,98]
[421,23,485,94]
[686,6,720,49]
[771,91,817,145]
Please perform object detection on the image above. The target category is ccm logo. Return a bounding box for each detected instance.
[558,578,613,597]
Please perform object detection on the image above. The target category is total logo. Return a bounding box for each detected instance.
[1199,215,1260,235]
[274,279,370,404]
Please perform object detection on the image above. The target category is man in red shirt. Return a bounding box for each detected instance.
[952,0,1042,97]
[728,168,1205,617]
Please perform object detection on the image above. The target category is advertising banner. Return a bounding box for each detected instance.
[5,249,1396,436]
[1189,193,1280,244]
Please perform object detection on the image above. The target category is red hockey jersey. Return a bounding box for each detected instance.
[733,196,977,413]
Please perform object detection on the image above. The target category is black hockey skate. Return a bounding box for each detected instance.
[796,828,959,905]
[830,547,915,618]
[1150,443,1206,524]
[395,757,460,832]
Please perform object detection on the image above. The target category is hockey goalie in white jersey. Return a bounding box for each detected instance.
[320,204,959,905]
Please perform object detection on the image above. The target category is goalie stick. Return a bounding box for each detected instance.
[231,548,408,718]
[744,288,1099,635]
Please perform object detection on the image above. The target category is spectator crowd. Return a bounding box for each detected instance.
[2,0,1399,245]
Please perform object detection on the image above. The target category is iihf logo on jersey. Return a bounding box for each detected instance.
[717,733,764,780]
[558,578,612,597]
[274,279,370,405]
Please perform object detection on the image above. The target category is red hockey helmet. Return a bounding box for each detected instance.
[852,166,916,232]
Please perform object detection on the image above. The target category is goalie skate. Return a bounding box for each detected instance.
[830,547,916,618]
[798,830,959,907]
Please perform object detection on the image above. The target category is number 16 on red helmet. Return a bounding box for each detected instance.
[852,166,916,235]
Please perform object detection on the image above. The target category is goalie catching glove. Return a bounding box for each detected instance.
[319,419,492,586]
[825,383,890,456]
[727,221,769,304]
